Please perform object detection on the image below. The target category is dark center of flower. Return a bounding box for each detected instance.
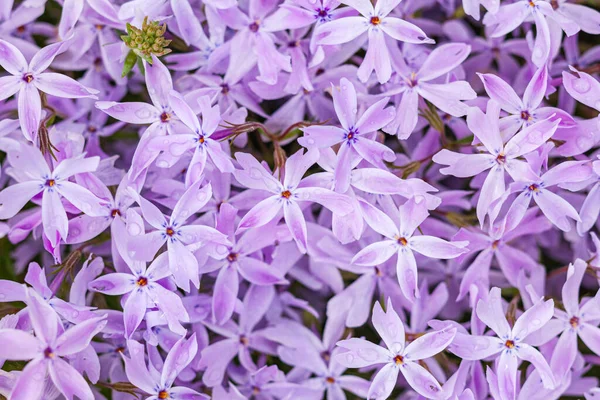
[528,184,540,192]
[227,252,238,262]
[504,340,515,349]
[160,112,171,123]
[252,386,260,395]
[281,190,292,199]
[321,350,331,361]
[165,227,175,236]
[88,125,97,133]
[317,8,328,18]
[528,0,535,6]
[44,347,55,359]
[288,40,299,48]
[46,179,56,187]
[158,390,169,399]
[220,83,230,94]
[249,22,260,32]
[520,110,532,121]
[326,376,335,384]
[370,16,381,25]
[550,0,559,9]
[570,316,580,328]
[394,355,404,365]
[111,209,121,218]
[374,266,383,276]
[23,73,34,83]
[198,135,205,144]
[491,240,500,249]
[115,346,125,353]
[16,26,26,33]
[136,277,148,287]
[239,335,249,346]
[495,154,506,164]
[397,237,408,246]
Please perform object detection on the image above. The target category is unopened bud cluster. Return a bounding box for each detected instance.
[121,16,171,63]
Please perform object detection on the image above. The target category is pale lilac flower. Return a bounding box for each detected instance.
[299,77,396,192]
[479,66,575,138]
[352,196,468,302]
[0,143,107,249]
[314,0,434,83]
[0,39,99,141]
[381,43,476,138]
[127,182,231,291]
[449,287,556,400]
[0,290,106,400]
[234,148,353,253]
[336,299,457,399]
[88,254,190,338]
[145,92,235,187]
[433,100,560,226]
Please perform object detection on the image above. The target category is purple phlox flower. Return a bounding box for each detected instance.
[479,65,575,139]
[165,3,228,72]
[314,0,434,84]
[381,43,476,138]
[180,73,267,118]
[0,289,106,400]
[448,287,556,399]
[299,77,397,192]
[482,0,577,67]
[454,209,551,301]
[58,0,121,40]
[433,99,561,227]
[122,334,208,400]
[145,92,235,187]
[233,148,353,253]
[95,56,187,181]
[462,0,499,20]
[88,252,190,338]
[127,181,231,291]
[227,364,306,400]
[352,196,468,302]
[0,39,99,141]
[198,285,278,387]
[494,158,592,233]
[199,202,288,325]
[524,259,600,382]
[0,143,108,250]
[217,0,293,85]
[336,298,457,399]
[549,0,600,35]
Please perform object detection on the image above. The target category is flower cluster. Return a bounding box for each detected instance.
[0,0,599,399]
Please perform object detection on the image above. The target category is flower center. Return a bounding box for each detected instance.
[520,110,532,121]
[220,83,230,94]
[23,73,34,83]
[495,154,506,164]
[115,346,125,353]
[504,340,515,349]
[397,237,408,246]
[45,179,56,187]
[88,125,97,133]
[528,184,540,192]
[165,227,175,236]
[570,316,580,328]
[227,252,238,262]
[317,8,329,18]
[158,390,169,399]
[44,347,55,359]
[111,209,121,218]
[491,240,500,250]
[394,355,404,365]
[326,376,335,384]
[239,335,249,346]
[528,0,536,6]
[136,277,148,287]
[252,386,260,395]
[160,112,171,123]
[249,22,260,32]
[198,135,205,144]
[370,16,381,25]
[281,190,292,199]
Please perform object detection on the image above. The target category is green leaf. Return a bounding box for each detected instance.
[121,50,137,78]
